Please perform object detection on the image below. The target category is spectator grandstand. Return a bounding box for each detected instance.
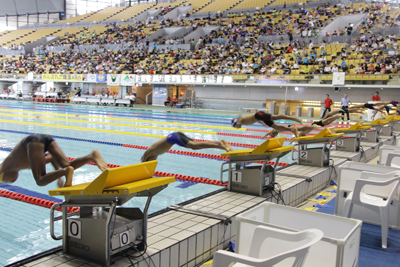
[0,0,397,85]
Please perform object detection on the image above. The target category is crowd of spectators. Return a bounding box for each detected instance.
[0,2,399,77]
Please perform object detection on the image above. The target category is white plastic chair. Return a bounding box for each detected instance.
[212,225,323,267]
[342,171,400,248]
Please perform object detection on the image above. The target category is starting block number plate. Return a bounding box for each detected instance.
[119,231,130,247]
[68,219,81,240]
[232,171,242,182]
[337,139,344,146]
[361,132,367,137]
[300,151,308,159]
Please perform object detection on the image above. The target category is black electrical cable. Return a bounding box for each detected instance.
[124,251,137,267]
[127,242,150,267]
[109,210,117,238]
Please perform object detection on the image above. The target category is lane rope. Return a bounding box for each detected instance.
[0,108,246,131]
[0,120,280,146]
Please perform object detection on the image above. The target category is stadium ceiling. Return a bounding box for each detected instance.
[0,0,64,16]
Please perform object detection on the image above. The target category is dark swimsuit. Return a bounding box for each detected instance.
[312,120,325,127]
[166,132,193,147]
[255,111,274,127]
[364,103,375,110]
[23,134,55,152]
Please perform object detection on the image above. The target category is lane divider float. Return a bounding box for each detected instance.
[0,129,290,167]
[0,189,79,213]
[0,120,288,145]
[0,108,246,131]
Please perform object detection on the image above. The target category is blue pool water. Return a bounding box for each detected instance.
[0,102,301,266]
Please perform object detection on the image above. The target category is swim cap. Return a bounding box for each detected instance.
[231,118,238,127]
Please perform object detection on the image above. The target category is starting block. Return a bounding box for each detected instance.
[334,122,371,152]
[49,161,175,267]
[392,115,400,132]
[379,115,400,136]
[220,136,294,196]
[291,128,344,167]
[361,118,387,142]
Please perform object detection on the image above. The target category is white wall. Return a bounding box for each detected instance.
[193,85,400,111]
[321,13,366,35]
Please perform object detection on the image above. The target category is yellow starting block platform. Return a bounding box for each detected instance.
[220,137,295,196]
[334,122,372,153]
[361,118,391,142]
[363,118,387,127]
[380,115,400,136]
[334,122,371,134]
[49,161,175,267]
[292,127,344,144]
[221,136,294,161]
[292,128,344,168]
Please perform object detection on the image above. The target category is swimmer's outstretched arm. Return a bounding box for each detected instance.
[272,124,299,137]
[262,129,280,139]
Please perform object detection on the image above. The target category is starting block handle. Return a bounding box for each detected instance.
[220,162,230,185]
[50,203,63,240]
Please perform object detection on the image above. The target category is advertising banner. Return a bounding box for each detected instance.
[42,74,83,81]
[107,74,121,85]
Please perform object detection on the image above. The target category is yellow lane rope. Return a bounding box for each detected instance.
[0,108,246,131]
[0,113,220,135]
[0,119,166,138]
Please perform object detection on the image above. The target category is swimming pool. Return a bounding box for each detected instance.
[0,102,301,266]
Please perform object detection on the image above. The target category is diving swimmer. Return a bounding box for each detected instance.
[141,132,233,162]
[263,114,342,138]
[231,111,301,137]
[0,134,108,187]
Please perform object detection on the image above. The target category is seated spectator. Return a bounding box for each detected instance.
[367,63,375,74]
[324,64,331,74]
[374,64,381,74]
[332,64,339,73]
[384,64,393,74]
[300,65,310,74]
[164,96,171,106]
[355,64,364,74]
[342,63,349,74]
[172,96,178,107]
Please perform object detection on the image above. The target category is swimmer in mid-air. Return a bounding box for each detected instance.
[231,111,301,137]
[0,134,107,187]
[323,107,365,119]
[141,132,233,162]
[263,114,342,138]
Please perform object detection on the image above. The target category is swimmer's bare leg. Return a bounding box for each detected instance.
[350,104,366,109]
[63,166,74,187]
[27,143,75,186]
[45,155,64,187]
[45,154,61,170]
[272,114,302,124]
[321,114,342,125]
[324,110,339,119]
[186,139,233,152]
[48,142,107,171]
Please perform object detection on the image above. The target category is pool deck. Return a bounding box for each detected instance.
[10,129,398,267]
